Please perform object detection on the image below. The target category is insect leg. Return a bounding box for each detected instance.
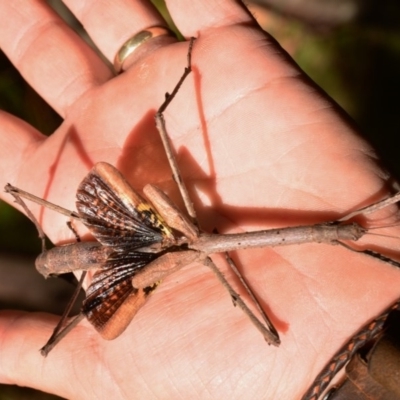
[40,271,87,356]
[338,191,400,222]
[154,37,197,224]
[203,256,280,346]
[224,253,279,340]
[40,312,85,357]
[338,241,400,269]
[5,184,79,220]
[5,184,49,252]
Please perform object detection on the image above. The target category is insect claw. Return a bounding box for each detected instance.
[231,294,238,306]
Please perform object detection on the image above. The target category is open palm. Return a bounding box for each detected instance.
[1,1,400,399]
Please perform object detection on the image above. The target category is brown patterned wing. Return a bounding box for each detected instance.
[76,162,174,249]
[82,250,159,339]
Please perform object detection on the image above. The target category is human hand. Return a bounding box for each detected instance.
[1,1,400,399]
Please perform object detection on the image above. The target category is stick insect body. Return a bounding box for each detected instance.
[5,160,400,356]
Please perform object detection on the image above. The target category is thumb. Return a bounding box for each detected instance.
[0,310,85,398]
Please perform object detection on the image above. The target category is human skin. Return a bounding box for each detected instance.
[0,1,400,399]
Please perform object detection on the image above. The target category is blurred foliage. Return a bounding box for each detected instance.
[0,53,61,136]
[151,0,183,39]
[0,201,43,254]
[0,386,62,400]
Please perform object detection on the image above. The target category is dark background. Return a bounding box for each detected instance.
[0,0,399,399]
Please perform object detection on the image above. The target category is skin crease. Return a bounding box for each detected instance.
[1,1,400,399]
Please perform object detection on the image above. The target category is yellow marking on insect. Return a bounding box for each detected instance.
[137,203,174,238]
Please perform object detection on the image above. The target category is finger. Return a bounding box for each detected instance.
[0,311,82,398]
[166,0,255,36]
[65,0,174,65]
[0,111,45,192]
[0,1,112,116]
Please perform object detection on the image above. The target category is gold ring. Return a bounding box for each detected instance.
[114,27,173,73]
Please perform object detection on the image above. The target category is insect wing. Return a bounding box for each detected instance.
[82,250,159,339]
[76,162,174,249]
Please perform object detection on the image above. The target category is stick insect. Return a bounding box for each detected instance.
[4,38,400,398]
